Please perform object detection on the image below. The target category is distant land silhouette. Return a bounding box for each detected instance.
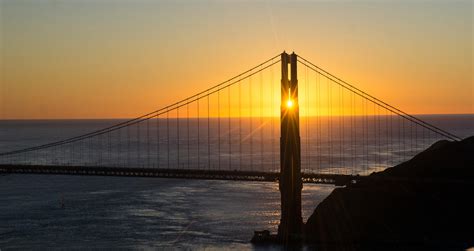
[304,136,474,249]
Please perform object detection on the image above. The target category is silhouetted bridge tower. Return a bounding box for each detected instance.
[279,52,303,241]
[0,51,461,242]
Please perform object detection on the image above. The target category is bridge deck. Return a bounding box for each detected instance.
[2,165,470,186]
[0,165,356,185]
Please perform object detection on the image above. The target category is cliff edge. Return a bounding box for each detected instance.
[304,136,474,249]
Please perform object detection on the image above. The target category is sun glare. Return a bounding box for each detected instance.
[287,87,293,108]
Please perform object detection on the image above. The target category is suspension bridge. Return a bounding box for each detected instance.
[0,52,461,242]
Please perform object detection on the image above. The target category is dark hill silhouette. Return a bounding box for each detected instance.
[377,136,474,180]
[304,136,474,249]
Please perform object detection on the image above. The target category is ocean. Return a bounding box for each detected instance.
[0,114,472,249]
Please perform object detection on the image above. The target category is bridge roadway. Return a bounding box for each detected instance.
[0,165,356,185]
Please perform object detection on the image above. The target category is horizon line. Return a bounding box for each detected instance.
[1,113,473,121]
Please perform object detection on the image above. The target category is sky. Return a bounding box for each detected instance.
[0,0,472,119]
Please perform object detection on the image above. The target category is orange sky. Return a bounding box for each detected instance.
[1,0,472,119]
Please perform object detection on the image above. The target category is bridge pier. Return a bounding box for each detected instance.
[277,52,303,242]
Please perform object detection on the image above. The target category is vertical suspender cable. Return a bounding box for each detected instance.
[187,104,190,169]
[147,118,150,168]
[249,76,253,171]
[239,80,242,171]
[373,102,376,173]
[157,115,160,168]
[118,128,122,167]
[351,91,355,172]
[366,99,369,173]
[377,105,381,168]
[271,62,275,171]
[317,72,322,172]
[260,67,263,170]
[313,71,317,172]
[386,110,389,167]
[305,65,309,172]
[127,124,130,167]
[403,117,406,161]
[364,99,367,173]
[411,120,414,157]
[177,108,180,169]
[98,134,101,166]
[340,83,344,174]
[422,119,425,153]
[207,95,210,170]
[398,114,401,163]
[197,100,200,169]
[390,110,393,166]
[228,86,231,171]
[68,140,71,166]
[414,118,417,155]
[327,76,332,173]
[108,128,111,166]
[137,122,140,167]
[218,90,221,170]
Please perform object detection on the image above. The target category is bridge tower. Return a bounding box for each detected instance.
[278,52,303,242]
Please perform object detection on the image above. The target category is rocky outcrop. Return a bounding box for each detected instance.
[304,136,474,249]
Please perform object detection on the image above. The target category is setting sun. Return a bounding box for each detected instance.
[287,87,294,108]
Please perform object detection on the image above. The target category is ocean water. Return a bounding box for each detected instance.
[0,175,333,249]
[0,115,472,249]
[1,115,473,174]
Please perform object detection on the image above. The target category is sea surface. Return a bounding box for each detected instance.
[0,115,472,249]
